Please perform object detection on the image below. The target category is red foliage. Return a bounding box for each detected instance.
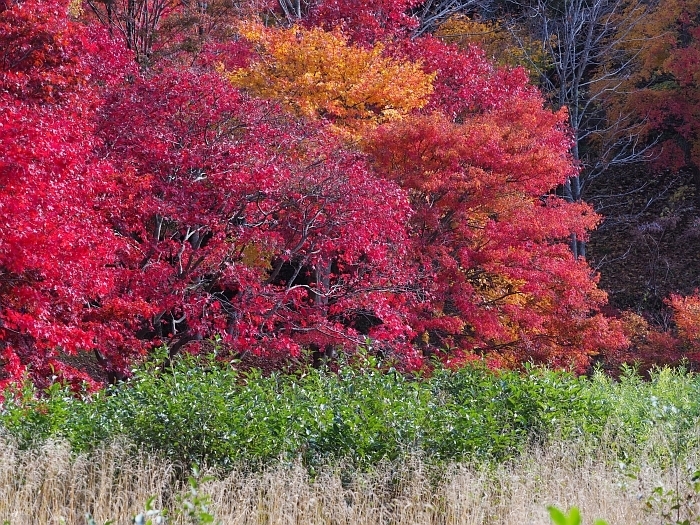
[595,311,682,375]
[1,0,632,386]
[304,0,422,44]
[0,0,144,388]
[97,68,417,369]
[399,35,536,121]
[600,295,700,374]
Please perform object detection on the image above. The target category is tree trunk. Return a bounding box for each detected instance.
[313,260,331,311]
[563,173,587,258]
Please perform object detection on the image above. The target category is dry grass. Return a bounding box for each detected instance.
[0,436,687,524]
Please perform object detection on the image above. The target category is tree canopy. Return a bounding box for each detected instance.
[1,0,698,387]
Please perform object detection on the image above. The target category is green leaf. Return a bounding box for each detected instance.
[547,506,581,525]
[547,506,569,525]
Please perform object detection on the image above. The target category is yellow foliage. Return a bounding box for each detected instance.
[239,242,273,271]
[436,15,553,80]
[67,0,84,18]
[223,22,435,132]
[467,269,528,308]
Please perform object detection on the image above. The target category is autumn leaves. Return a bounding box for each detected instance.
[225,23,435,131]
[0,0,645,387]
[216,18,627,371]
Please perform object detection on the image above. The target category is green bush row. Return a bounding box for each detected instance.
[2,353,700,470]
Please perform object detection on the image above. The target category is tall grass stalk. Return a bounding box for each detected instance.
[0,435,690,525]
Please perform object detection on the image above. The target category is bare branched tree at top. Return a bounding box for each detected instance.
[507,0,657,257]
[412,0,488,36]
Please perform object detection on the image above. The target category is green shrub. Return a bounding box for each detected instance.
[3,353,700,471]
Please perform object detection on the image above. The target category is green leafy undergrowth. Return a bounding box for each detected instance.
[595,366,700,465]
[2,355,700,471]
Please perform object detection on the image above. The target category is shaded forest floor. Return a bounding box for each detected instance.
[588,165,700,324]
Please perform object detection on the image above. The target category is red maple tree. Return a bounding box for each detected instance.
[95,66,419,370]
[1,0,630,386]
[0,0,146,388]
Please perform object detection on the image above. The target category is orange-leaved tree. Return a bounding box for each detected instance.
[365,105,626,371]
[615,0,700,176]
[668,293,700,356]
[222,22,435,134]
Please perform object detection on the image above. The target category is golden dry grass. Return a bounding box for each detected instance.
[0,436,689,524]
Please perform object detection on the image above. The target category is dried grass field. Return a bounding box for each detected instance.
[0,435,692,525]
